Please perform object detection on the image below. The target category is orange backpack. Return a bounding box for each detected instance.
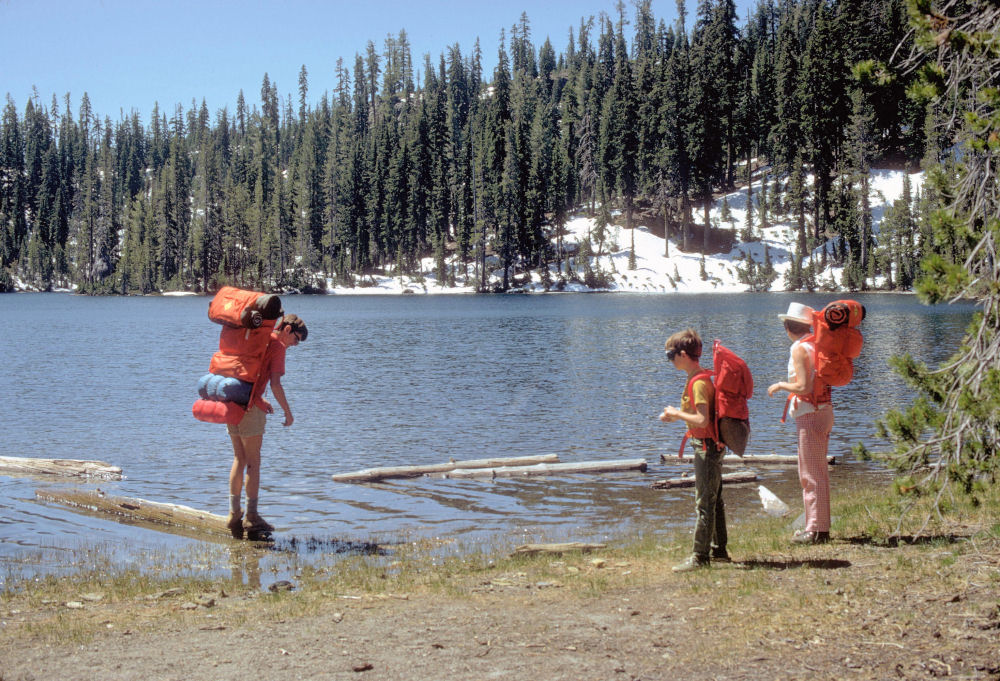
[782,300,865,421]
[206,287,283,383]
[678,340,753,457]
[810,300,864,387]
[193,287,283,424]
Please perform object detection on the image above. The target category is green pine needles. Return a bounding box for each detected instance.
[863,0,1000,506]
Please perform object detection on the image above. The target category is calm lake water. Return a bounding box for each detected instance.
[0,292,975,587]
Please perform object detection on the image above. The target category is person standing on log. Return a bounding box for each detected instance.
[659,328,730,572]
[767,302,832,545]
[227,314,308,540]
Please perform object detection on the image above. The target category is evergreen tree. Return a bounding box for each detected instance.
[869,0,1000,503]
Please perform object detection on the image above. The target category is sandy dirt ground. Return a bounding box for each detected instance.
[2,533,999,681]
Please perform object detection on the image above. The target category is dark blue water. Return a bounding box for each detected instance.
[0,292,975,585]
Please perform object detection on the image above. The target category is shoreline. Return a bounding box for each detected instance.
[2,481,997,681]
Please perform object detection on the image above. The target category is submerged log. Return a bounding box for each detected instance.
[36,489,231,538]
[511,542,607,556]
[332,454,560,483]
[0,456,122,480]
[650,470,758,489]
[443,458,648,479]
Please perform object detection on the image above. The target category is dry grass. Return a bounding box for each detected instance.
[3,479,998,652]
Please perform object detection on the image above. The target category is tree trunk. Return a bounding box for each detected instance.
[662,202,670,258]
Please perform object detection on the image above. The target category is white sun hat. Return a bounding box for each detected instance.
[778,302,815,325]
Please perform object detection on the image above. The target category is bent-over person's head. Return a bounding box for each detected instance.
[277,314,308,343]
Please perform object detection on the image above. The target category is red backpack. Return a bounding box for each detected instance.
[678,340,753,457]
[193,287,283,424]
[782,300,865,421]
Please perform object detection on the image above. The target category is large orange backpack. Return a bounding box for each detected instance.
[193,287,283,424]
[782,300,865,420]
[678,340,753,457]
[207,287,283,382]
[810,300,864,387]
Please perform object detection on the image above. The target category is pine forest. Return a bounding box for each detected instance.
[0,0,976,295]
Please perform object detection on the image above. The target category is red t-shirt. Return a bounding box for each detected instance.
[251,333,286,410]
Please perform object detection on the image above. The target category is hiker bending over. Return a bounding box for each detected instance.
[767,302,832,545]
[227,314,308,539]
[660,328,729,572]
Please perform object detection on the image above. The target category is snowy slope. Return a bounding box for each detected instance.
[325,167,923,295]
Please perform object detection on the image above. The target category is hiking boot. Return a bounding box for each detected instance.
[791,530,830,545]
[672,554,710,573]
[243,512,275,534]
[226,511,244,540]
[711,549,732,563]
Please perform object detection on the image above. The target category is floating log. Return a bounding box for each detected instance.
[443,458,648,479]
[0,456,122,480]
[511,542,607,556]
[332,454,560,483]
[36,489,232,538]
[661,453,835,465]
[650,470,758,489]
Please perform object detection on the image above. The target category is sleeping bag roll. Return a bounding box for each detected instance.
[197,373,254,405]
[192,399,246,425]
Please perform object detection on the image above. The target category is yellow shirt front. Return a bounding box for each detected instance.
[682,375,714,415]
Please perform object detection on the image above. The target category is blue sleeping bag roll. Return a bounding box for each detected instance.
[197,373,254,405]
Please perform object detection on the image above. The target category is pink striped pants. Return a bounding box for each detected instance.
[795,407,834,532]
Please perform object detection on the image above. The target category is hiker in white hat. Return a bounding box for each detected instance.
[767,302,834,545]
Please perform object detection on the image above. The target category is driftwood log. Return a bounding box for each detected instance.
[443,458,648,479]
[332,454,560,483]
[0,456,122,480]
[650,470,758,489]
[36,489,232,538]
[662,453,836,465]
[511,542,607,556]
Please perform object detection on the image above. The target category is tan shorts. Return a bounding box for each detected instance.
[227,405,266,438]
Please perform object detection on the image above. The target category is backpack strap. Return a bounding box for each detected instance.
[677,370,714,458]
[780,335,830,422]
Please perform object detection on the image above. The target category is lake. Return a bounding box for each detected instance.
[0,291,975,587]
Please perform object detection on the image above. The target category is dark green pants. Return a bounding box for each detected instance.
[691,438,727,558]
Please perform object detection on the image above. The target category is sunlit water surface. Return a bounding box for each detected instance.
[0,292,974,587]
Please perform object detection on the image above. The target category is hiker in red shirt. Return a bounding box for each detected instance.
[226,314,308,539]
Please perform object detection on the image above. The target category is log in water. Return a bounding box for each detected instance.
[0,456,122,480]
[650,470,758,489]
[443,458,648,479]
[332,454,561,482]
[35,489,231,538]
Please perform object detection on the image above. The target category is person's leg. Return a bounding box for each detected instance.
[692,442,722,559]
[227,433,248,538]
[810,408,834,532]
[238,430,274,535]
[796,409,833,535]
[709,443,728,557]
[239,433,263,500]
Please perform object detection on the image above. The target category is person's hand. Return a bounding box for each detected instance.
[283,411,294,427]
[660,406,679,423]
[767,382,782,397]
[261,399,275,414]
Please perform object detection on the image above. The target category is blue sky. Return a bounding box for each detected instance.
[2,0,753,121]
